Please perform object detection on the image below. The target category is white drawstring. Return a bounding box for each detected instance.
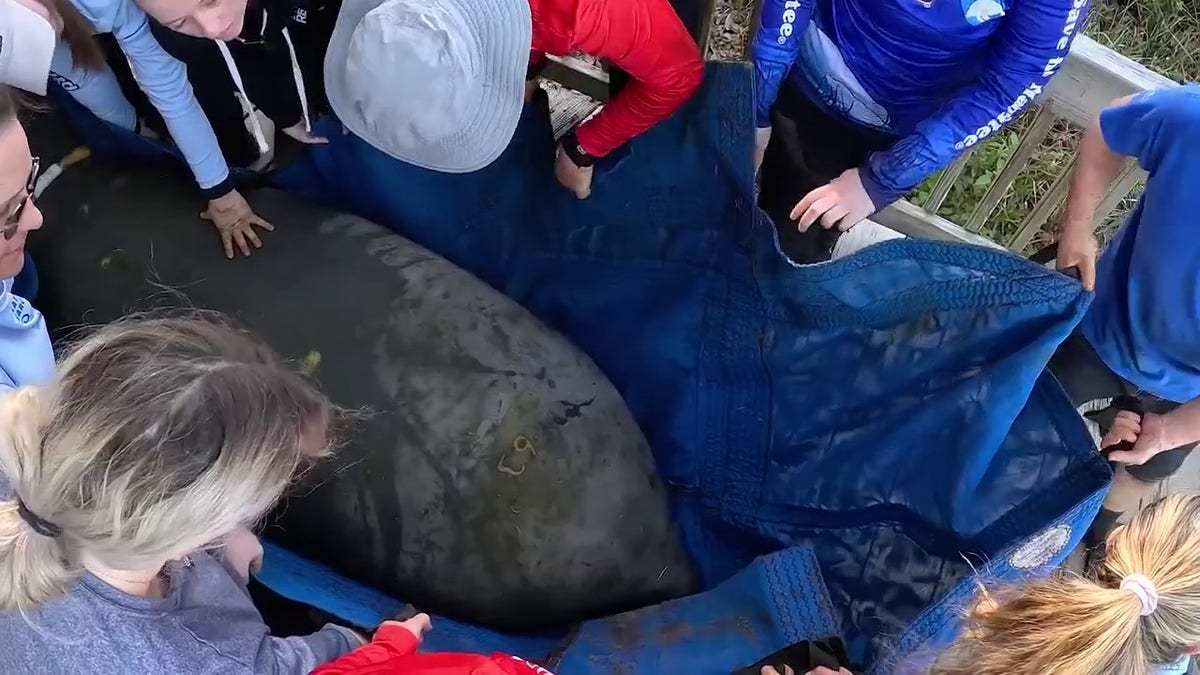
[280,27,312,133]
[215,39,270,155]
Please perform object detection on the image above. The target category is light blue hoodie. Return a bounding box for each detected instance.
[49,0,233,197]
[0,279,54,390]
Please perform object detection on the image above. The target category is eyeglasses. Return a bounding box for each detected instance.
[3,156,40,242]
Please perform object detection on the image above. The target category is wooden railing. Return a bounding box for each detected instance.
[872,36,1177,252]
[545,20,1177,255]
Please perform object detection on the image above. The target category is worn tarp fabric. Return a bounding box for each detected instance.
[257,541,843,673]
[46,62,1111,670]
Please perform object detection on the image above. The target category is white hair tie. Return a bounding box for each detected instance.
[1120,574,1159,617]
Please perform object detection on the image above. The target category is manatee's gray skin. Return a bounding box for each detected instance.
[32,170,697,630]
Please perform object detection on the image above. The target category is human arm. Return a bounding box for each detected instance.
[1056,94,1134,289]
[1104,397,1200,466]
[253,626,364,673]
[864,0,1091,211]
[568,0,704,159]
[1059,86,1200,288]
[310,615,427,675]
[47,41,138,132]
[749,0,813,168]
[107,0,274,256]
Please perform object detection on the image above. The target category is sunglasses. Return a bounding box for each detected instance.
[3,156,40,242]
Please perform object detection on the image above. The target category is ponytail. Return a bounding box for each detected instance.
[933,493,1200,675]
[0,387,81,613]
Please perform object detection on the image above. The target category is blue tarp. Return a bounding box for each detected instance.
[52,63,1111,672]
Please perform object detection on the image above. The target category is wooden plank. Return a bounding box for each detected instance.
[546,85,603,140]
[875,200,1005,250]
[693,0,717,57]
[542,55,609,102]
[964,106,1058,233]
[1094,161,1145,225]
[1046,36,1178,127]
[1007,157,1077,252]
[923,150,974,214]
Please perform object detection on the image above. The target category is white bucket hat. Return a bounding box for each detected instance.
[325,0,532,174]
[0,0,58,96]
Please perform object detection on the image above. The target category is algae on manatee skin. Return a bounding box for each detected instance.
[300,350,322,375]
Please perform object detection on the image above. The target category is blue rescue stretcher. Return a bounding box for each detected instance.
[49,63,1110,673]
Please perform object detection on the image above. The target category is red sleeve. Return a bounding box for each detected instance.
[489,654,555,675]
[570,0,704,157]
[311,624,419,675]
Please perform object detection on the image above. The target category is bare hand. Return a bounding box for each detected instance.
[1056,224,1099,291]
[380,613,432,642]
[282,122,328,145]
[555,145,593,199]
[1105,410,1171,465]
[222,526,263,581]
[202,190,275,259]
[791,168,876,233]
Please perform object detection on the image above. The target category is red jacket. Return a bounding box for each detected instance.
[311,624,554,675]
[530,0,704,157]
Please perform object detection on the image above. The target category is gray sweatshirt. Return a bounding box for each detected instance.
[0,470,359,674]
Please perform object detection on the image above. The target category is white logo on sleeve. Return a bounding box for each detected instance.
[964,0,1005,25]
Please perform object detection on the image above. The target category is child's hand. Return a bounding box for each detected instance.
[1104,410,1171,466]
[761,667,852,675]
[381,613,432,642]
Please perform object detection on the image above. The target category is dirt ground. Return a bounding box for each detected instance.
[705,0,756,62]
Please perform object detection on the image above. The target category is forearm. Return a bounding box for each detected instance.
[49,43,138,131]
[1062,111,1128,236]
[1161,398,1200,449]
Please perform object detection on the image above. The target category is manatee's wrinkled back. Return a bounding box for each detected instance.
[32,169,697,630]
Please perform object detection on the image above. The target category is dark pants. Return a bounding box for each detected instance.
[1048,330,1193,482]
[758,80,898,264]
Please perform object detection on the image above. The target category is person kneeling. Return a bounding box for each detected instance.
[323,0,703,199]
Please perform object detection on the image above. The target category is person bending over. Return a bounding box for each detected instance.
[751,0,1090,262]
[323,0,704,198]
[1047,85,1200,547]
[1,0,276,258]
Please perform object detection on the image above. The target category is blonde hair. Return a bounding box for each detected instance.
[0,313,337,612]
[933,492,1200,675]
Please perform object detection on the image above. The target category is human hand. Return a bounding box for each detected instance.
[1056,223,1099,291]
[1104,410,1171,466]
[202,189,275,259]
[380,613,432,642]
[555,144,593,199]
[754,126,772,174]
[791,168,875,233]
[282,122,328,145]
[222,526,263,582]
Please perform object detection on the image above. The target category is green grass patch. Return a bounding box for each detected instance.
[917,0,1200,252]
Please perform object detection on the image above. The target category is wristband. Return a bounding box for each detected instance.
[559,132,595,168]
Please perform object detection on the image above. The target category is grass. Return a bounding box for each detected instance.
[912,0,1200,252]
